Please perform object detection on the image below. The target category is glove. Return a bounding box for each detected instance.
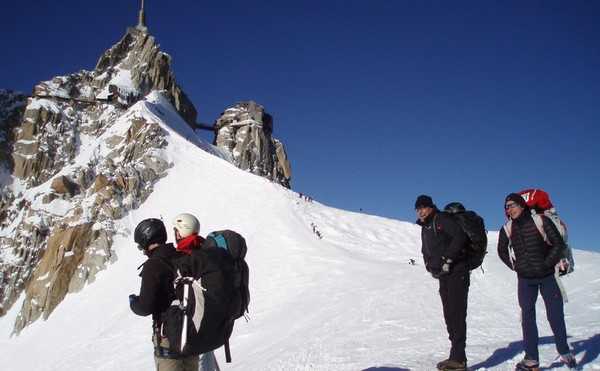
[557,259,570,276]
[431,271,440,279]
[440,257,453,276]
[129,294,138,305]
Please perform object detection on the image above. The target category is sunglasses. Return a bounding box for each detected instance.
[505,202,520,210]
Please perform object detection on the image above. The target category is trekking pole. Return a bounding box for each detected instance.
[180,281,189,353]
[214,354,222,371]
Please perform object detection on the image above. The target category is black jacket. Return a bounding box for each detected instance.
[497,212,565,279]
[417,209,468,275]
[130,243,180,320]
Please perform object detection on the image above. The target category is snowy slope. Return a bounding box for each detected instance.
[0,94,599,371]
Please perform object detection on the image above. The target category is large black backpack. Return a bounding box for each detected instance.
[453,211,488,270]
[158,230,249,362]
[203,230,250,321]
[442,203,488,270]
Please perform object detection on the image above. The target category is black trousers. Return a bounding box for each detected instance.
[439,267,470,362]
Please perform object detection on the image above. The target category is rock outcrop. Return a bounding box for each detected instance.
[0,24,188,331]
[0,90,27,176]
[214,101,292,188]
[0,14,293,334]
[1,98,171,331]
[14,28,196,187]
[93,28,197,126]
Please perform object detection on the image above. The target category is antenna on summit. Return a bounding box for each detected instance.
[136,0,148,32]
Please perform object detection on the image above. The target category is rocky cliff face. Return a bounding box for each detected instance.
[0,24,294,333]
[0,90,27,177]
[0,27,187,332]
[1,96,171,332]
[93,28,197,126]
[214,101,292,188]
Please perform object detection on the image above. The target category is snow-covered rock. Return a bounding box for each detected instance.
[92,27,197,125]
[0,16,206,329]
[215,101,292,188]
[1,92,177,332]
[0,90,27,182]
[0,18,297,329]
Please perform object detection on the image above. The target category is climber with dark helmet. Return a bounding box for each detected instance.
[129,217,201,371]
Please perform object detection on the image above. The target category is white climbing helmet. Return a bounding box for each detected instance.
[173,213,200,238]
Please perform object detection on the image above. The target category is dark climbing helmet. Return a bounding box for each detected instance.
[134,218,167,250]
[444,202,466,214]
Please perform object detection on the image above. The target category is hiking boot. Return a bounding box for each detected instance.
[436,359,467,371]
[437,359,450,370]
[515,358,540,371]
[559,353,577,369]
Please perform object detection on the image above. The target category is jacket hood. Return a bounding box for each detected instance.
[147,243,177,259]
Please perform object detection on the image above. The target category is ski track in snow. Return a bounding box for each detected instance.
[1,93,599,371]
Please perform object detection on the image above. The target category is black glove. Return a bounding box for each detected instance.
[431,271,440,279]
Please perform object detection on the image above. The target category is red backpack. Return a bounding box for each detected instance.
[519,188,554,212]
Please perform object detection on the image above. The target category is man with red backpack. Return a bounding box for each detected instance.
[497,193,576,370]
[517,189,574,275]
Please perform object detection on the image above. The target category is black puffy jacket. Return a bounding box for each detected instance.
[130,243,180,320]
[417,209,468,275]
[497,212,565,279]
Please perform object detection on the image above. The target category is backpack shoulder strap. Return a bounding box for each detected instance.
[154,256,186,288]
[503,220,516,270]
[503,220,513,239]
[543,210,568,242]
[224,338,232,363]
[532,214,549,244]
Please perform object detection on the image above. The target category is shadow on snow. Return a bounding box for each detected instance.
[470,336,556,369]
[470,334,600,370]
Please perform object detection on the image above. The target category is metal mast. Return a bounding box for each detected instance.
[137,0,148,32]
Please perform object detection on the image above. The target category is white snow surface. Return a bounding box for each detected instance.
[26,98,61,113]
[0,94,599,371]
[96,67,137,100]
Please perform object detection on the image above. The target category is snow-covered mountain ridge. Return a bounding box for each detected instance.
[0,25,200,325]
[0,24,291,329]
[0,92,598,370]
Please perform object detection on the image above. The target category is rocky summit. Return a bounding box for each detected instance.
[0,24,195,332]
[215,101,292,188]
[0,18,293,333]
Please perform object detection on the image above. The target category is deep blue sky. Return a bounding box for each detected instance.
[1,1,599,251]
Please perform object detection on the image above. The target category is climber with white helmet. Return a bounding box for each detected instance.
[172,213,203,255]
[171,213,219,371]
